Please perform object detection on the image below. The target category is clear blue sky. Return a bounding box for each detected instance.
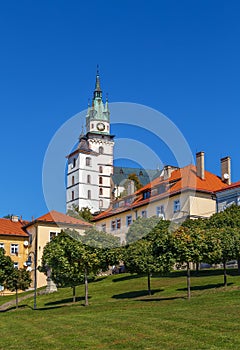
[1,0,240,220]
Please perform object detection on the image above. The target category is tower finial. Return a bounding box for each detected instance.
[94,64,102,99]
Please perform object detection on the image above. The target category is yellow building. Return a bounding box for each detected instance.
[92,153,230,243]
[23,210,92,288]
[0,216,29,294]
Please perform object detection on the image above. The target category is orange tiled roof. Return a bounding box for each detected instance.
[0,218,29,237]
[92,164,229,221]
[24,210,92,228]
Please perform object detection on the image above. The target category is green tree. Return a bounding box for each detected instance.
[128,173,143,190]
[126,216,162,244]
[67,205,93,222]
[0,248,14,287]
[124,219,172,295]
[170,226,207,299]
[77,227,121,249]
[5,268,31,308]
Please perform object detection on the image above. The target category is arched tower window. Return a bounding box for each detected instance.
[87,190,91,199]
[99,166,103,173]
[99,188,103,195]
[99,146,104,154]
[73,158,76,168]
[99,176,103,185]
[72,176,74,185]
[71,191,74,200]
[87,175,91,184]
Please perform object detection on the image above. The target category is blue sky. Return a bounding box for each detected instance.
[0,0,240,220]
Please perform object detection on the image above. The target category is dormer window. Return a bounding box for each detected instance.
[143,191,151,200]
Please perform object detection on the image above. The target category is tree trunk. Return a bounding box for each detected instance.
[84,269,89,306]
[72,286,76,303]
[16,288,18,309]
[223,261,227,287]
[187,262,191,300]
[147,272,151,295]
[196,262,199,274]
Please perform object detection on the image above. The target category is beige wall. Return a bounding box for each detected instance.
[95,191,217,242]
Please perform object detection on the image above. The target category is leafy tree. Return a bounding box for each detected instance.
[128,173,142,190]
[124,219,172,295]
[5,268,31,308]
[67,205,93,222]
[208,204,240,274]
[170,226,207,299]
[76,227,121,249]
[0,248,14,287]
[126,216,162,244]
[40,231,86,302]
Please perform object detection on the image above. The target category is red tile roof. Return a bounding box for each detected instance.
[0,218,29,237]
[215,180,240,193]
[92,164,229,221]
[24,210,92,228]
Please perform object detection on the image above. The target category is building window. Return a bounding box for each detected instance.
[174,200,180,213]
[99,166,103,173]
[142,210,147,218]
[72,176,75,186]
[116,219,121,229]
[126,215,132,226]
[99,176,103,185]
[10,244,19,255]
[86,157,91,166]
[72,191,74,201]
[99,188,103,195]
[156,205,164,217]
[99,146,104,154]
[111,220,116,231]
[91,123,94,129]
[99,199,103,209]
[87,174,91,184]
[50,232,58,241]
[101,224,106,232]
[0,243,4,250]
[73,158,76,168]
[88,190,91,199]
[143,191,151,199]
[13,262,19,269]
[139,170,143,176]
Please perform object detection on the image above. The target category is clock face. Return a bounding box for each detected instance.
[97,122,105,131]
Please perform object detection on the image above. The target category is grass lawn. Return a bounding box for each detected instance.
[0,269,240,350]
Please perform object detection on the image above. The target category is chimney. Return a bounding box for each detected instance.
[163,165,173,180]
[221,156,231,185]
[196,151,205,180]
[11,215,19,222]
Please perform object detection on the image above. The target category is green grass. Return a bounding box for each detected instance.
[1,269,240,350]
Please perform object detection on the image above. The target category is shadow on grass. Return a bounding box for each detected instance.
[177,282,234,292]
[45,295,91,306]
[112,274,142,283]
[136,296,185,302]
[112,289,163,299]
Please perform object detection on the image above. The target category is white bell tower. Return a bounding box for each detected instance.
[66,68,114,213]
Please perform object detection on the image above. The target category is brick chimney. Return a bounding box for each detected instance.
[196,152,205,180]
[221,156,231,185]
[11,215,19,222]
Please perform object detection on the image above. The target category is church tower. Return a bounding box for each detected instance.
[66,69,114,213]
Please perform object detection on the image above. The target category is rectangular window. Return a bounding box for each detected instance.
[50,232,58,241]
[174,200,180,213]
[143,191,151,199]
[156,205,164,217]
[13,262,19,269]
[0,243,4,249]
[126,215,132,227]
[142,210,147,218]
[10,244,19,254]
[111,220,116,231]
[116,219,121,229]
[101,224,106,232]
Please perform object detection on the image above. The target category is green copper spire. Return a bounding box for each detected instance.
[93,65,102,100]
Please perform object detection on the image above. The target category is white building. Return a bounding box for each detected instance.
[66,70,114,213]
